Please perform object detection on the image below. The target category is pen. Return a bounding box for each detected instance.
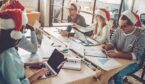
[102,49,109,58]
[84,49,85,56]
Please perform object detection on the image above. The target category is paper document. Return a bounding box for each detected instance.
[85,49,106,58]
[62,57,81,70]
[69,41,84,56]
[94,58,122,71]
[52,23,73,27]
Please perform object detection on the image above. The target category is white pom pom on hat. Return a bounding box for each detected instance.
[10,30,23,40]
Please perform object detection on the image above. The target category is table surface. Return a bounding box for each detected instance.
[43,27,134,84]
[19,33,97,84]
[20,27,133,84]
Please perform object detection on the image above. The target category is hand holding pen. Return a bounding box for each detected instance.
[102,43,114,51]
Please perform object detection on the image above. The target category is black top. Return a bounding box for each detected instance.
[0,29,17,53]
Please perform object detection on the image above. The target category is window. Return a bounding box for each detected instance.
[133,0,145,15]
[50,0,121,26]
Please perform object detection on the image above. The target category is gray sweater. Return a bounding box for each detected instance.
[17,31,38,53]
[111,28,145,63]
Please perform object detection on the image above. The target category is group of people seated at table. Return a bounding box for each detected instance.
[60,3,112,44]
[59,3,145,84]
[0,0,145,84]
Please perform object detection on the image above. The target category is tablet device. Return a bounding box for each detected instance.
[44,49,66,76]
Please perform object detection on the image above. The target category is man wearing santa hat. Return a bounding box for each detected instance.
[103,10,145,84]
[0,0,38,54]
[60,3,87,36]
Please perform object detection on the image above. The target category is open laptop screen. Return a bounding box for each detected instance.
[75,30,99,45]
[47,49,65,74]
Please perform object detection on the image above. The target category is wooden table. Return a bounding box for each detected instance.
[19,34,98,84]
[43,27,134,84]
[25,64,97,84]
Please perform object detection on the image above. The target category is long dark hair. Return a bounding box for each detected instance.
[0,29,18,53]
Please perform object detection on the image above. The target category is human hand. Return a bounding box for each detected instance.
[29,68,48,83]
[72,23,80,29]
[105,50,118,58]
[90,35,97,40]
[60,30,69,36]
[102,43,113,50]
[26,24,35,31]
[24,58,48,68]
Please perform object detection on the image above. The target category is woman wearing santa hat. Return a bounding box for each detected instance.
[0,1,48,84]
[85,8,111,44]
[0,26,48,84]
[103,10,145,84]
[0,0,38,54]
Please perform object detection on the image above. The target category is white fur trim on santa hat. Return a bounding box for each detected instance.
[10,30,23,40]
[95,9,107,20]
[0,11,28,29]
[122,10,137,25]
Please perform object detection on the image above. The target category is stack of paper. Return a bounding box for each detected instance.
[62,57,82,70]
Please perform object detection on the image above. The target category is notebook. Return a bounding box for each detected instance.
[75,30,99,46]
[44,49,66,76]
[84,49,107,58]
[62,57,82,70]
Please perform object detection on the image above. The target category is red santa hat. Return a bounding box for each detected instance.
[0,0,25,40]
[95,8,110,21]
[122,10,141,27]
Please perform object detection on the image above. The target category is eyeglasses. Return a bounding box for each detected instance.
[68,8,76,11]
[120,24,128,29]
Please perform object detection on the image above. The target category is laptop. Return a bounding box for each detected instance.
[44,49,66,76]
[75,30,99,46]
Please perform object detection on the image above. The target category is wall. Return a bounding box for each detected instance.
[19,0,50,27]
[133,0,145,14]
[19,0,39,11]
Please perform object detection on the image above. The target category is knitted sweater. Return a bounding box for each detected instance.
[111,28,145,63]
